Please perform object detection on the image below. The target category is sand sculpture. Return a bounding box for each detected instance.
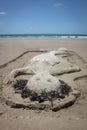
[3,48,81,111]
[5,48,80,82]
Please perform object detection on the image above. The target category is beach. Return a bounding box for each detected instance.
[0,38,87,130]
[0,39,87,65]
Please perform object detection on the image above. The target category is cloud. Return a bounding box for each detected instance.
[54,3,64,7]
[0,12,6,15]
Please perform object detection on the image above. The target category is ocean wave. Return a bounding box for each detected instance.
[0,34,87,39]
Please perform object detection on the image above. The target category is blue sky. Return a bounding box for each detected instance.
[0,0,87,34]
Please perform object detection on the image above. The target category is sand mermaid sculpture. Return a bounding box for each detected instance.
[4,48,81,111]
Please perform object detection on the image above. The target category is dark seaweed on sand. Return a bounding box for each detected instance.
[12,79,71,103]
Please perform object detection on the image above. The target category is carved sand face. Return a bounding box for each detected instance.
[26,72,61,93]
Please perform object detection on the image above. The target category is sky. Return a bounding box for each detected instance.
[0,0,87,34]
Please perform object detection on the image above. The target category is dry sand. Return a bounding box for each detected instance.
[0,39,87,130]
[0,39,87,65]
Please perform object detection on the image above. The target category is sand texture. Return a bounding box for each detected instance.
[0,39,87,130]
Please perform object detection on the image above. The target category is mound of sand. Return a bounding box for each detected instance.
[27,72,61,93]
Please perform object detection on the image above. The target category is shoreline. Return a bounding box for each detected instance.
[0,33,87,39]
[0,37,87,40]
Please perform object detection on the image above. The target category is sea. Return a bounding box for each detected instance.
[0,34,87,39]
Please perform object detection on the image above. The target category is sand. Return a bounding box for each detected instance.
[0,39,87,65]
[0,38,87,130]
